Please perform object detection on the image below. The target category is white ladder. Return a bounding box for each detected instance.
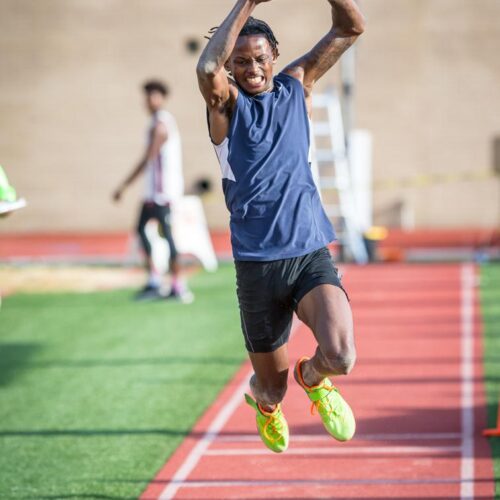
[311,88,368,264]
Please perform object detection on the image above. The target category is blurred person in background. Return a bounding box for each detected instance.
[113,80,192,303]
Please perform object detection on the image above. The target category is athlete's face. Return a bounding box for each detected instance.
[145,91,165,114]
[227,35,277,95]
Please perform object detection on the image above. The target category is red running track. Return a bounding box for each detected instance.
[141,264,494,499]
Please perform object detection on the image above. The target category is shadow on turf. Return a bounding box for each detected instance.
[0,428,191,437]
[24,355,243,369]
[0,342,41,386]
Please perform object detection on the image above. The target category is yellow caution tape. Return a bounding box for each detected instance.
[374,169,497,190]
[364,226,389,241]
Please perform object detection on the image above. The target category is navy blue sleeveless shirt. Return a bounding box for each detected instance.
[212,72,336,261]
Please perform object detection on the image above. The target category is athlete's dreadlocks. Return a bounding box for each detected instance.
[239,17,279,56]
[207,16,280,57]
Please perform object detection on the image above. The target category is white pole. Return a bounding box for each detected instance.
[349,129,373,232]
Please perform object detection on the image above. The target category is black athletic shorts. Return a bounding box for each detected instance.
[137,202,178,260]
[235,247,346,353]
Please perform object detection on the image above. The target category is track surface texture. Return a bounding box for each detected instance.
[141,263,494,500]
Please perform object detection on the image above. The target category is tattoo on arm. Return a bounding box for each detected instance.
[284,32,355,95]
[283,0,365,94]
[196,0,255,109]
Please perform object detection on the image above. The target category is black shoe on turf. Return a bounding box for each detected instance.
[166,287,195,304]
[134,284,161,302]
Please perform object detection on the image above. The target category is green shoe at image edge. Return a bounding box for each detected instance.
[0,166,16,202]
[295,357,356,441]
[244,393,289,453]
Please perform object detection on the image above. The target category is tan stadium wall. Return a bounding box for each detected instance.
[357,0,500,229]
[0,0,499,234]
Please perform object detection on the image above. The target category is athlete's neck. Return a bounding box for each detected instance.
[252,83,274,96]
[256,84,274,95]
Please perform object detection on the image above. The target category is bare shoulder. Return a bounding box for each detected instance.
[152,120,168,138]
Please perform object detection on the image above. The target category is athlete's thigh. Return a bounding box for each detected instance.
[137,202,154,230]
[155,205,178,254]
[153,204,170,232]
[297,284,354,355]
[235,260,294,354]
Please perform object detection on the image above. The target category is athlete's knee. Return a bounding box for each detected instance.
[320,330,356,375]
[137,228,152,257]
[336,347,356,374]
[320,350,355,376]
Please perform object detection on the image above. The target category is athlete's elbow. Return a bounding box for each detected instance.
[341,23,365,38]
[352,12,366,35]
[353,19,366,35]
[341,9,366,36]
[334,20,365,38]
[196,59,218,79]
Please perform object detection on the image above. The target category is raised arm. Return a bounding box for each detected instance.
[283,0,365,100]
[196,0,270,144]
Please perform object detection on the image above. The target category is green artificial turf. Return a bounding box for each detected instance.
[0,265,245,499]
[480,263,500,497]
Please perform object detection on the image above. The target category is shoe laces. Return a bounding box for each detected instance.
[310,384,343,420]
[260,406,284,444]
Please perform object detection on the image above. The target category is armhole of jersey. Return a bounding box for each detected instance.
[213,137,236,182]
[156,111,173,136]
[277,71,309,108]
[205,108,215,144]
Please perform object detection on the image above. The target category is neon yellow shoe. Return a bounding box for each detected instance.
[0,165,16,202]
[294,357,355,441]
[244,393,289,453]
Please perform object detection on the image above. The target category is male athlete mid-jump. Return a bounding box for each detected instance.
[196,0,365,452]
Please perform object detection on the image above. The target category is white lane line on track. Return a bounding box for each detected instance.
[215,432,462,442]
[460,264,475,500]
[157,320,301,499]
[158,371,252,499]
[165,477,466,488]
[204,445,462,456]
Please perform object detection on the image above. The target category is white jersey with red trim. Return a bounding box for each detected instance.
[144,110,183,205]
